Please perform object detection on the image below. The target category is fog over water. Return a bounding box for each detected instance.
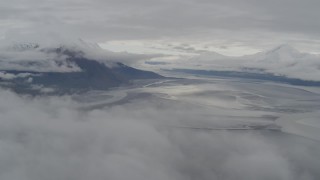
[1,78,320,180]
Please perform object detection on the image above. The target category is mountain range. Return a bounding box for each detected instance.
[147,44,320,82]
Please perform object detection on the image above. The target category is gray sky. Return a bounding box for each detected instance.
[1,0,320,55]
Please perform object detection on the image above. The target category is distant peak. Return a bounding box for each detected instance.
[1,38,101,52]
[199,51,227,59]
[7,42,40,51]
[267,44,299,54]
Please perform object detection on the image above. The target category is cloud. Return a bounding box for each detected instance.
[1,0,320,53]
[0,87,318,180]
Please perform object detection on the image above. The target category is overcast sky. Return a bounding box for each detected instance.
[1,0,320,55]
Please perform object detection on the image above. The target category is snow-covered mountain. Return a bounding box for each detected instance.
[245,44,315,65]
[0,40,163,94]
[149,44,320,82]
[242,45,320,81]
[0,40,97,73]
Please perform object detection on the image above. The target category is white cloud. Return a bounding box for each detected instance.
[0,72,33,80]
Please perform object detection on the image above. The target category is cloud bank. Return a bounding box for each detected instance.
[0,88,318,180]
[1,0,320,53]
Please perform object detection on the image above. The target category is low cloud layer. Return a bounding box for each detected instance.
[0,87,319,180]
